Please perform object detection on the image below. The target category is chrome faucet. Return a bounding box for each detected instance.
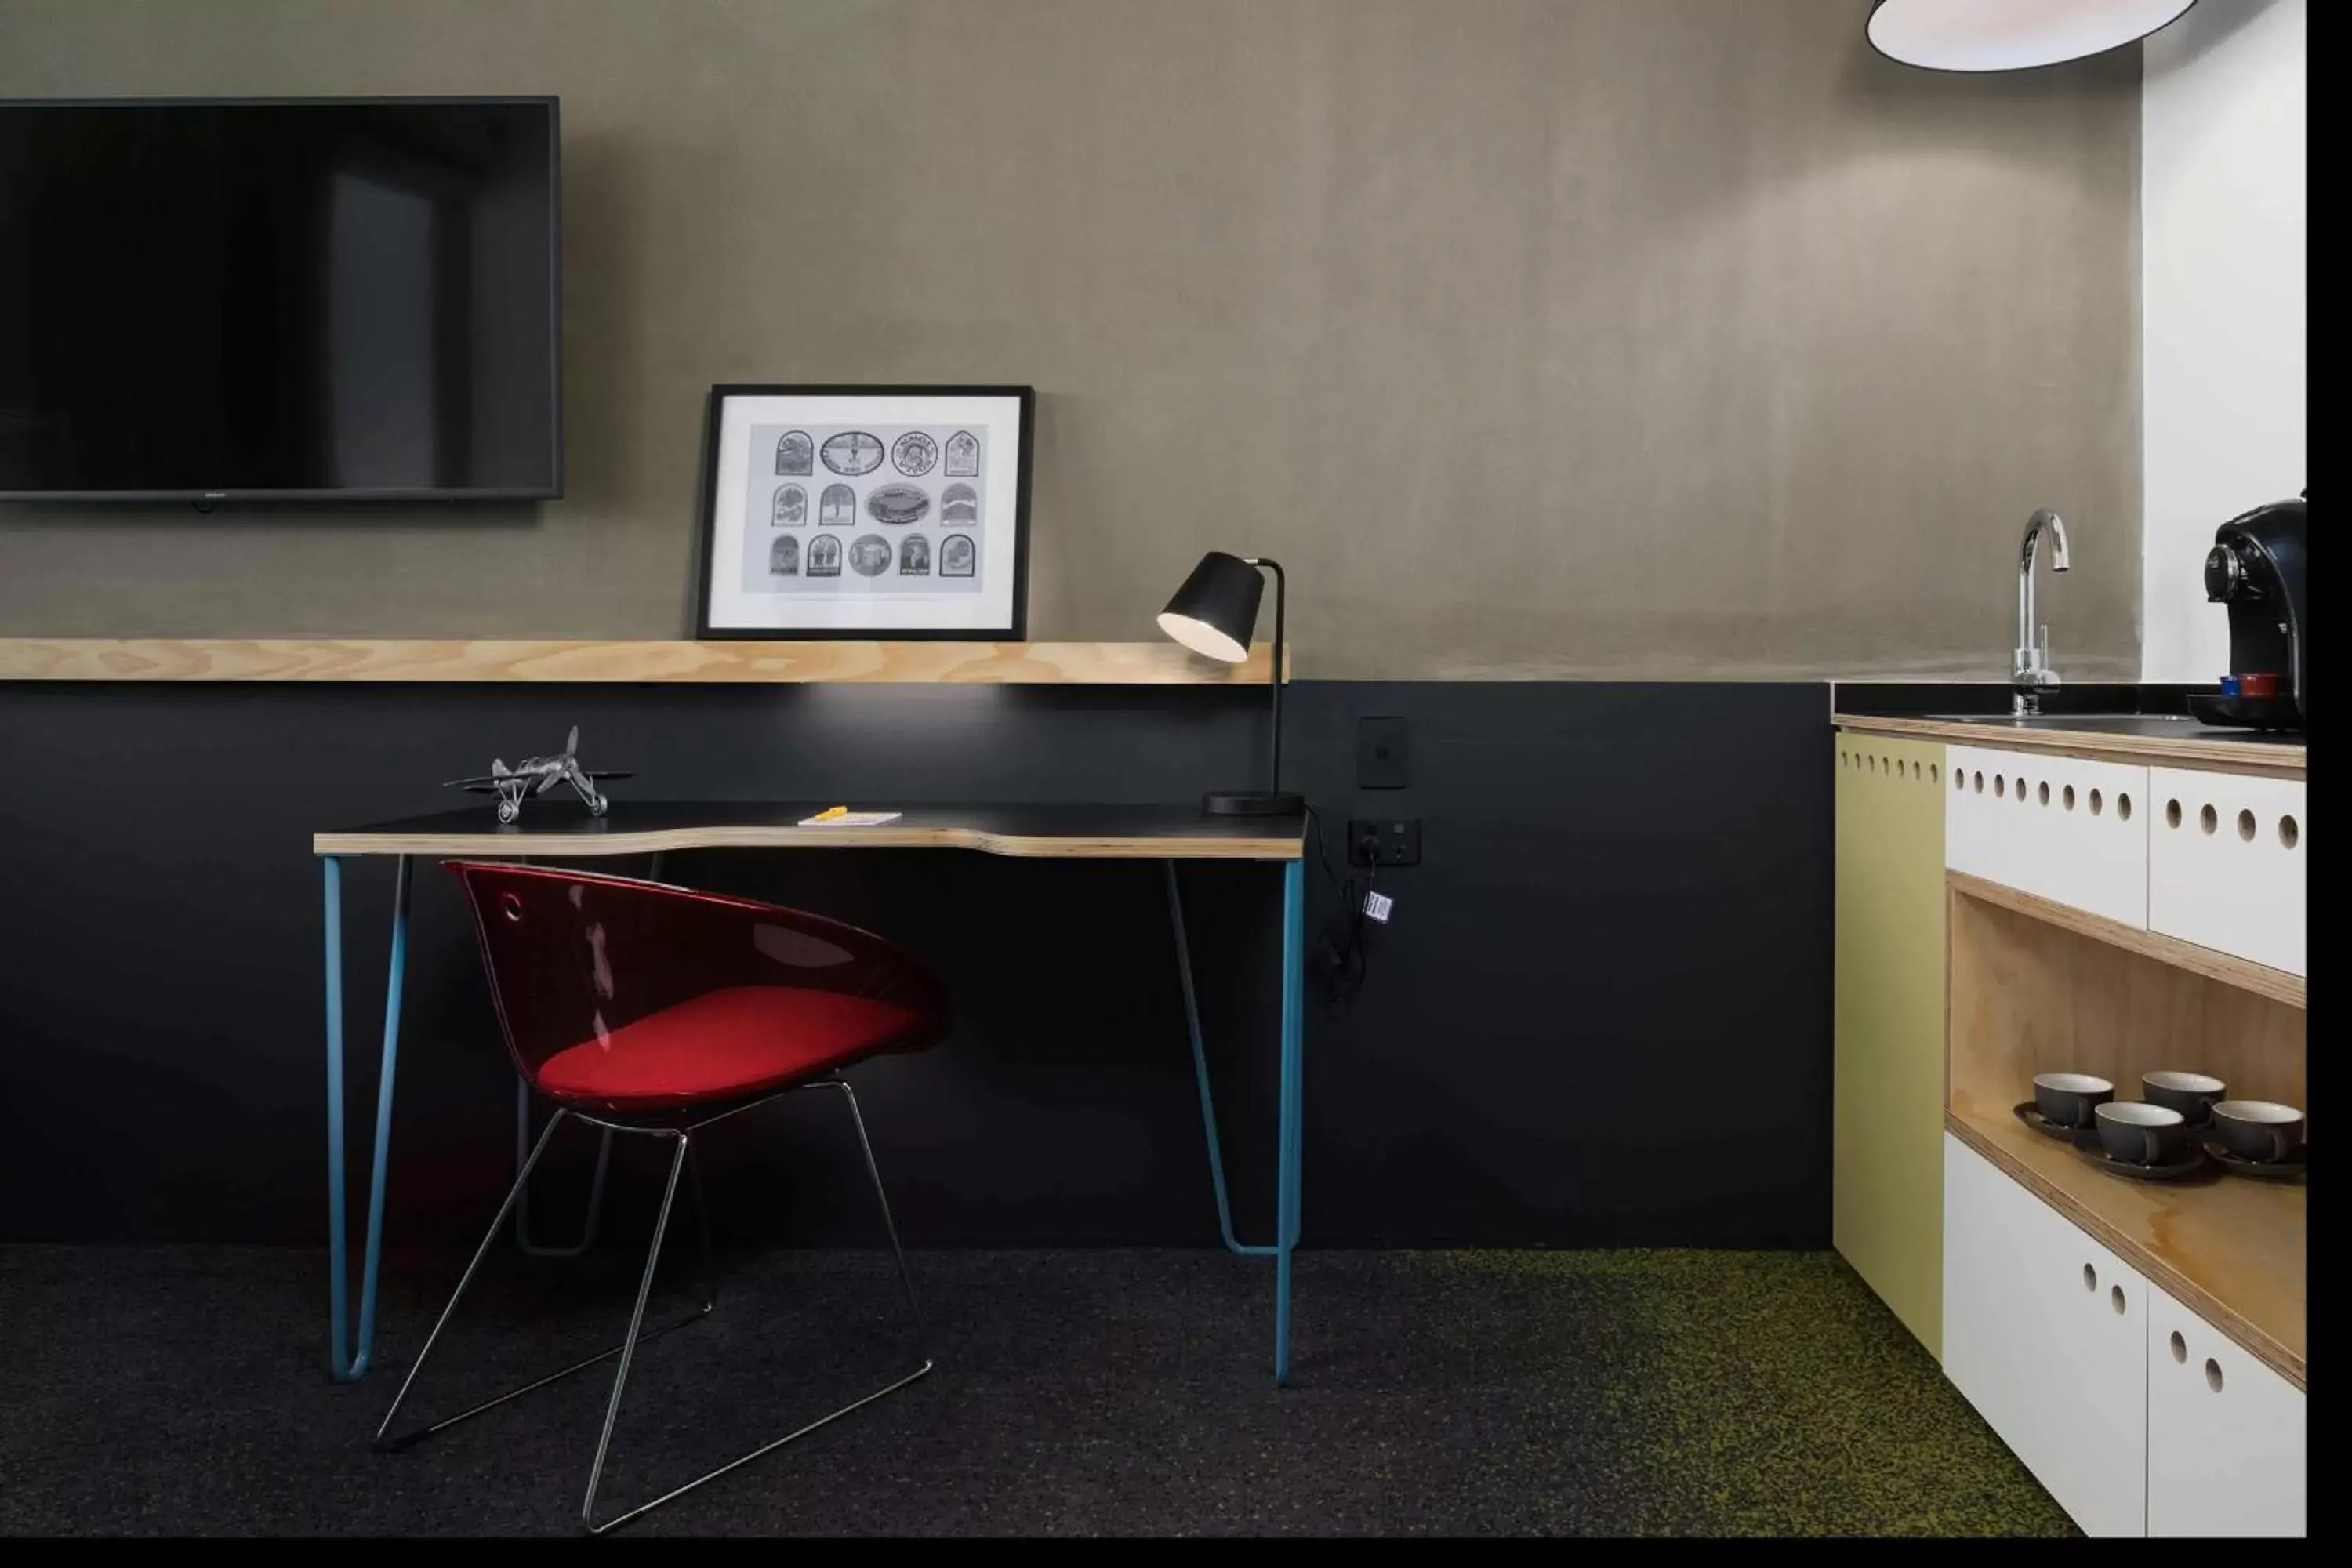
[2013,509,2071,716]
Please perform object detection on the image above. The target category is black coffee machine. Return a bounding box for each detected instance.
[2188,494,2306,732]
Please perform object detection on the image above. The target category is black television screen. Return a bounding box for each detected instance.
[0,97,561,501]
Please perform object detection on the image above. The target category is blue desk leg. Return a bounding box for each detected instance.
[1274,858,1304,1387]
[1167,859,1307,1385]
[325,854,411,1382]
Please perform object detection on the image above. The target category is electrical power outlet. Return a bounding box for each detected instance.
[1348,818,1421,868]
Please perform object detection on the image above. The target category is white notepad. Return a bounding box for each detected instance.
[797,811,903,827]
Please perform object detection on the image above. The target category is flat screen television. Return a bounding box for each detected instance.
[0,97,561,502]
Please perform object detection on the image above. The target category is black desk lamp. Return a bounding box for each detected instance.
[1158,551,1302,816]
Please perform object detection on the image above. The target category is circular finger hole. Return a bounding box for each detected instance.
[1994,775,2006,798]
[2200,804,2218,835]
[2063,785,2075,811]
[2205,1358,2224,1394]
[1973,771,1984,793]
[2038,781,2051,806]
[499,891,525,924]
[2280,815,2299,850]
[2089,788,2103,815]
[2081,1263,2097,1292]
[2237,809,2256,842]
[2118,793,2132,821]
[2166,799,2182,829]
[1930,764,1940,784]
[2111,1284,2126,1316]
[2169,1331,2187,1364]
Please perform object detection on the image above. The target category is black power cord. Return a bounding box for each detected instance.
[1304,804,1380,1014]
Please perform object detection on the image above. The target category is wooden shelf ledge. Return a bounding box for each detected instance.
[0,637,1282,685]
[1946,1108,2303,1390]
[1948,873,2303,1009]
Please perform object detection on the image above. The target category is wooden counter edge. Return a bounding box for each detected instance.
[1835,713,2303,778]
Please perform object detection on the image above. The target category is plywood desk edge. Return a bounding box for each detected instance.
[312,823,1304,861]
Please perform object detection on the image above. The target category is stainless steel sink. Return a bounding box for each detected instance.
[1924,713,2209,737]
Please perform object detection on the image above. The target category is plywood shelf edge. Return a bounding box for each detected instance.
[1947,872,2303,1009]
[0,637,1283,685]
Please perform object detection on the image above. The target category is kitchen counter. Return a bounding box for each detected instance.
[1833,684,2303,775]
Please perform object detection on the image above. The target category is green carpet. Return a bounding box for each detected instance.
[1414,1250,2074,1536]
[0,1245,2074,1535]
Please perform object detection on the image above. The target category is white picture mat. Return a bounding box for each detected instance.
[706,393,1024,633]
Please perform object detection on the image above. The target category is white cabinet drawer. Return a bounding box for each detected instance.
[1942,1134,2147,1536]
[2147,1283,2306,1537]
[1946,746,2149,927]
[2147,768,2305,975]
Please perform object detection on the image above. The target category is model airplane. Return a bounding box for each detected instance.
[445,727,633,824]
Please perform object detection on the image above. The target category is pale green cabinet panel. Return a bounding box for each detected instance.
[1834,732,1947,1357]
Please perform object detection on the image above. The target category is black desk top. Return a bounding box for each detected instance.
[314,800,1306,862]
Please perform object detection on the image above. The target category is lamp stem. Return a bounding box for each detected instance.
[1248,557,1286,798]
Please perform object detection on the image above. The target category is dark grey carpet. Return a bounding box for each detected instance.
[0,1245,2068,1537]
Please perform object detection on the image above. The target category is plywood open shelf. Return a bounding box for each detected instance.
[0,637,1281,685]
[1944,1109,2303,1388]
[1949,873,2303,1010]
[1947,879,2305,1388]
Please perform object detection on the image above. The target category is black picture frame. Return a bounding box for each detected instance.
[693,383,1035,641]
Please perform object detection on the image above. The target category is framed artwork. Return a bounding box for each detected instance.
[695,384,1034,639]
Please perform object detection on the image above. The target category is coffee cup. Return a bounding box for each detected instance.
[2211,1100,2305,1164]
[2096,1102,2190,1167]
[2142,1070,2226,1127]
[2034,1073,2114,1130]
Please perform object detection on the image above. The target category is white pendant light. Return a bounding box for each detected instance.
[1867,0,2197,72]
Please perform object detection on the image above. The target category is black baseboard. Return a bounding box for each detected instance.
[0,680,1831,1248]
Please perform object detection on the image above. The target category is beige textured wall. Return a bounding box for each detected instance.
[0,0,2140,679]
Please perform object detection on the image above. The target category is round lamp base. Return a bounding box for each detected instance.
[1203,789,1305,817]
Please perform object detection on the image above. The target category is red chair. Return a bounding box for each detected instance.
[375,862,951,1533]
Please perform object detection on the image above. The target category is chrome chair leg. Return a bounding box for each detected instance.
[376,1080,931,1535]
[376,1117,712,1455]
[377,1109,568,1447]
[826,1077,930,1350]
[582,1131,691,1532]
[687,1140,717,1314]
[514,1077,614,1258]
[577,1084,935,1535]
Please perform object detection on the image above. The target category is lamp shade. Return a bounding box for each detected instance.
[1157,551,1263,664]
[1867,0,2194,72]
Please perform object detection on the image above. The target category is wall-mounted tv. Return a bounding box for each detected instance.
[0,97,561,503]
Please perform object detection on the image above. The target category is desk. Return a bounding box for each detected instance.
[314,802,1308,1387]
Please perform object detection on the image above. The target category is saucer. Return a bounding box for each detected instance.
[2204,1142,2307,1182]
[2073,1143,2209,1181]
[2014,1102,2098,1146]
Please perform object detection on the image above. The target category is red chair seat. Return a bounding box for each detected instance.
[533,985,923,1111]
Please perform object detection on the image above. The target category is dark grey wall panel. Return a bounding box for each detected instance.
[0,681,1831,1247]
[0,0,2140,678]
